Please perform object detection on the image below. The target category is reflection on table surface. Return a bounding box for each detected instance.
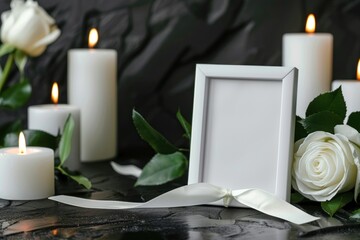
[1,160,360,239]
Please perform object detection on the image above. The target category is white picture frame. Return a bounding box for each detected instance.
[188,64,298,205]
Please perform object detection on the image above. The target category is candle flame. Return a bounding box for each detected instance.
[305,14,316,33]
[19,132,26,154]
[51,82,59,104]
[88,28,98,48]
[357,59,360,81]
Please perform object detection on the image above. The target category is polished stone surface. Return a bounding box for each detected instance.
[1,161,360,239]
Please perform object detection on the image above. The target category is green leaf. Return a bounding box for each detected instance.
[135,152,188,186]
[132,109,178,154]
[0,79,32,109]
[14,49,27,76]
[291,191,305,204]
[0,44,15,58]
[0,120,22,146]
[56,166,92,189]
[4,129,59,150]
[295,116,307,141]
[347,112,360,133]
[321,191,353,217]
[350,208,360,219]
[58,114,75,166]
[301,111,343,134]
[68,174,92,189]
[176,110,191,140]
[305,87,346,121]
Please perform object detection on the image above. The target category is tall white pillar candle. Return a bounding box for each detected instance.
[28,83,80,169]
[0,133,54,200]
[68,49,117,161]
[283,14,333,117]
[331,59,360,119]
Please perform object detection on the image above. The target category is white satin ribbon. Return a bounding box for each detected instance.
[49,183,319,225]
[110,161,142,178]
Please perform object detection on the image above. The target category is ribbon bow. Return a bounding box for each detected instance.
[49,183,319,225]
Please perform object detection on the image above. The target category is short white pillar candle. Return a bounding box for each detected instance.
[0,133,54,200]
[28,83,80,169]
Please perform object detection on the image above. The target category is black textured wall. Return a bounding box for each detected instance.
[0,0,359,158]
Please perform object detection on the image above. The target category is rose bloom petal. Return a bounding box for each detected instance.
[0,0,60,57]
[7,6,50,56]
[292,131,357,202]
[335,125,360,146]
[335,125,360,200]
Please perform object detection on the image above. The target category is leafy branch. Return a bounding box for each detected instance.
[132,109,191,186]
[55,115,92,189]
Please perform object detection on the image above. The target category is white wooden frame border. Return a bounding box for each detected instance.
[188,64,298,203]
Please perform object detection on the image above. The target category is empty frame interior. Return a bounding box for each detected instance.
[202,78,281,193]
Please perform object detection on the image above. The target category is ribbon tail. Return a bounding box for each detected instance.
[48,195,142,209]
[232,189,319,225]
[50,183,225,209]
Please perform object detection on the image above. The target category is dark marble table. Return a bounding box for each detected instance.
[1,160,360,239]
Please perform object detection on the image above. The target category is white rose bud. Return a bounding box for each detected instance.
[292,131,358,202]
[1,0,60,57]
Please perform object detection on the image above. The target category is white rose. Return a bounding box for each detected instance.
[292,131,358,202]
[1,0,60,56]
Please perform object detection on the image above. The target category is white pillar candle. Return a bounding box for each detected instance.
[283,14,333,117]
[0,133,54,200]
[28,83,80,169]
[331,59,360,118]
[68,29,117,162]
